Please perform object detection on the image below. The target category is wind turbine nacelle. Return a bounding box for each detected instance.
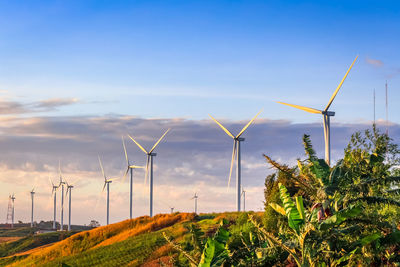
[149,153,157,156]
[235,137,245,141]
[322,111,335,116]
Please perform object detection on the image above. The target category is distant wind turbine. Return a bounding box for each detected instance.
[9,194,16,228]
[58,161,66,230]
[49,175,59,230]
[98,156,118,225]
[30,188,35,227]
[65,178,79,231]
[191,193,198,214]
[209,110,262,212]
[128,129,170,217]
[277,56,358,166]
[122,136,144,219]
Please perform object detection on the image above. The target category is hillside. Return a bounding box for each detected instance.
[0,212,247,267]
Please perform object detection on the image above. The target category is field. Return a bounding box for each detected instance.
[0,212,246,267]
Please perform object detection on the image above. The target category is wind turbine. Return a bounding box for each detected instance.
[30,188,35,227]
[65,178,79,231]
[49,176,59,230]
[128,128,170,217]
[191,193,198,214]
[209,110,262,212]
[241,188,246,212]
[122,136,144,219]
[277,56,358,166]
[98,156,118,225]
[58,162,66,230]
[10,194,16,228]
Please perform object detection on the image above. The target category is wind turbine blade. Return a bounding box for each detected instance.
[127,134,148,154]
[324,55,358,112]
[98,155,106,179]
[122,136,129,165]
[276,101,322,114]
[49,175,54,187]
[227,140,237,189]
[102,182,107,192]
[58,160,62,183]
[130,165,145,169]
[123,167,130,182]
[70,177,82,186]
[149,128,170,153]
[208,115,235,139]
[237,109,263,138]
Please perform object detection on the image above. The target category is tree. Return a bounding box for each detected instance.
[88,220,100,228]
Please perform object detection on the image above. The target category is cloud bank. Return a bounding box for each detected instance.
[0,114,398,225]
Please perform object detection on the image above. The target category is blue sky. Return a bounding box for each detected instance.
[0,0,399,123]
[0,1,399,224]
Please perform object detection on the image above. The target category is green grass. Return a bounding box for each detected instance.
[0,232,77,258]
[0,227,36,237]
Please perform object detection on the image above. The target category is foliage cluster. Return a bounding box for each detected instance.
[168,126,400,266]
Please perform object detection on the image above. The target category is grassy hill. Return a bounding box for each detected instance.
[0,212,249,267]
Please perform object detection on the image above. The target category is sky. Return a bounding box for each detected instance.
[0,1,399,225]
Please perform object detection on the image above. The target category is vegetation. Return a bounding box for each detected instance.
[0,231,77,258]
[166,126,400,266]
[1,125,398,266]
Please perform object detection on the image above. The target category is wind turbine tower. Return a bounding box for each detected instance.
[30,189,35,227]
[99,156,118,225]
[122,137,144,219]
[58,163,66,231]
[7,194,15,228]
[65,180,75,231]
[386,81,389,135]
[209,110,262,212]
[50,177,59,230]
[128,129,170,217]
[277,56,358,166]
[241,188,246,212]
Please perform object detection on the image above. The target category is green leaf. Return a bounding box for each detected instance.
[278,183,304,233]
[311,159,330,185]
[199,239,215,267]
[295,196,305,220]
[319,205,362,230]
[269,203,286,216]
[359,232,381,246]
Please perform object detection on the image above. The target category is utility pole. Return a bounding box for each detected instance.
[385,81,388,135]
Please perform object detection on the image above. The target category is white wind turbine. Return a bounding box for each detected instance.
[191,193,198,214]
[98,156,118,225]
[128,129,170,217]
[277,56,358,166]
[10,194,16,228]
[58,162,66,231]
[122,137,144,219]
[209,110,262,212]
[30,188,35,227]
[65,178,80,231]
[49,175,59,230]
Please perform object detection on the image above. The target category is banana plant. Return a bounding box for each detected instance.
[262,183,365,266]
[164,219,230,267]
